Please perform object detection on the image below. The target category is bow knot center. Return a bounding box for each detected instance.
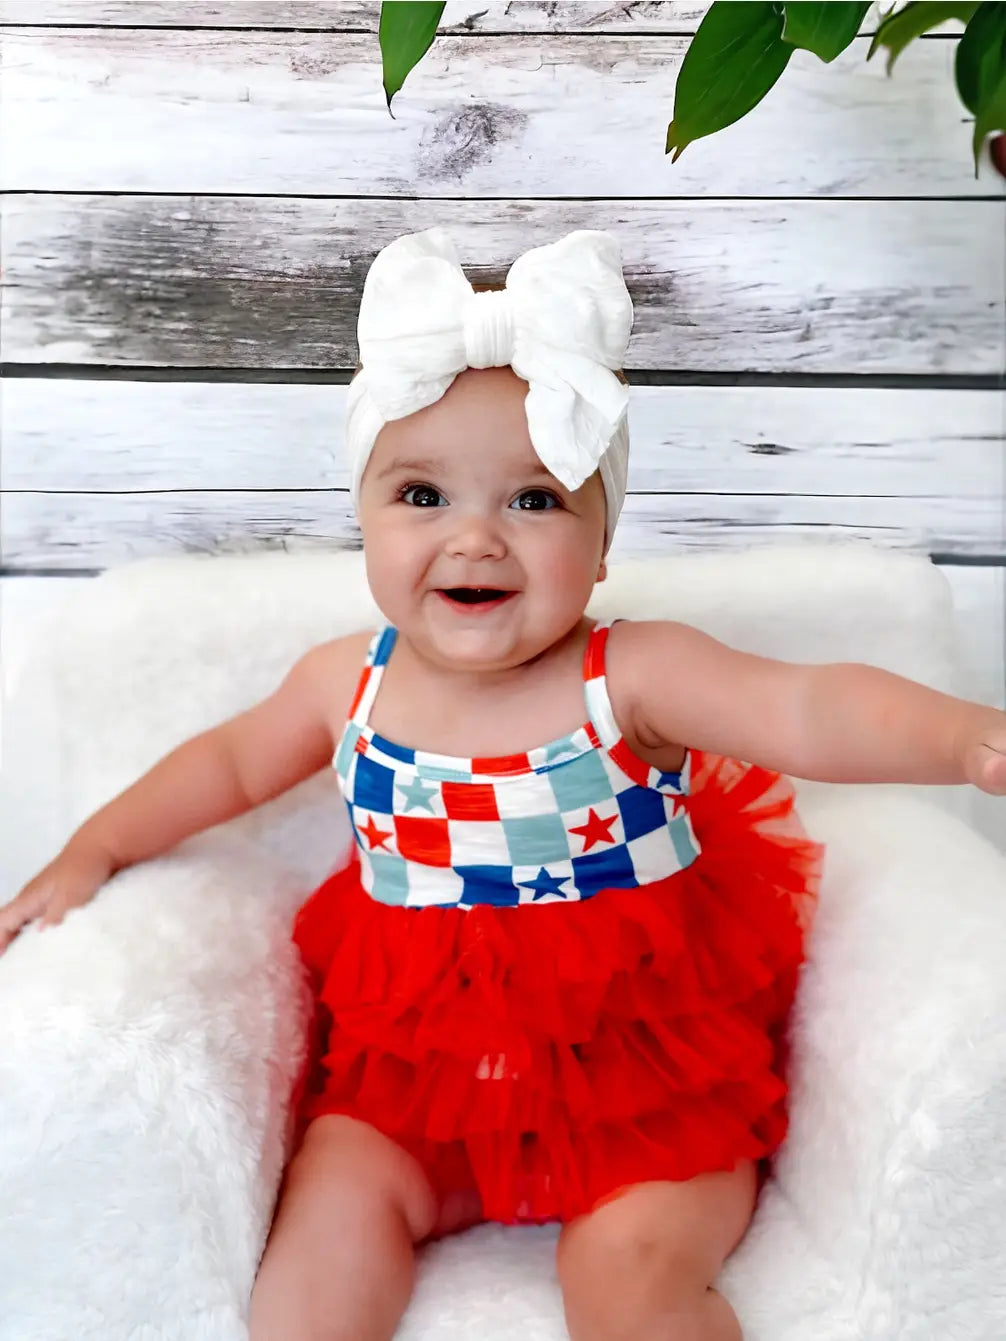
[464,289,515,368]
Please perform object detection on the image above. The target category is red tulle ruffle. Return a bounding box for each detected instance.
[290,752,823,1224]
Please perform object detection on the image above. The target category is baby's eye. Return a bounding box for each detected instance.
[400,483,446,508]
[511,489,560,512]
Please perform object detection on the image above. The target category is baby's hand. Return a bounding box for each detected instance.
[0,843,116,955]
[962,717,1006,796]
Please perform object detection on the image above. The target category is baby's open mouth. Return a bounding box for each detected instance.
[439,588,515,606]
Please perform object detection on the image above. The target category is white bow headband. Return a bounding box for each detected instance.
[345,227,634,553]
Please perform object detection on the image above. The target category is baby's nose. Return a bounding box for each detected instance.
[447,513,507,560]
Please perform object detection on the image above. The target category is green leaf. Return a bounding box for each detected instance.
[955,2,1006,174]
[782,2,872,63]
[379,1,446,115]
[666,2,793,161]
[867,1,979,74]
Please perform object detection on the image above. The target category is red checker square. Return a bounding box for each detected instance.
[472,752,531,776]
[441,781,501,821]
[394,815,452,866]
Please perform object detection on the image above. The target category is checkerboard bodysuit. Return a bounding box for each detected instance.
[292,618,822,1224]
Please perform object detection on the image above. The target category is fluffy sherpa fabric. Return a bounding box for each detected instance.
[1,543,1004,1341]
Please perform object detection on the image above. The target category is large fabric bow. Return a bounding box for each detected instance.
[345,227,634,499]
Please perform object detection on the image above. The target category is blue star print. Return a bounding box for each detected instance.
[519,867,572,901]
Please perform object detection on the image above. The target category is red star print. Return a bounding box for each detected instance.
[359,813,393,852]
[569,808,618,852]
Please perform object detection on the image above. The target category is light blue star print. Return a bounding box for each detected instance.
[519,867,572,901]
[396,775,439,813]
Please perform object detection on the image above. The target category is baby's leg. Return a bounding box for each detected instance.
[555,1162,758,1341]
[249,1114,438,1341]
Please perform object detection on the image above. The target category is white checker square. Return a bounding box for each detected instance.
[493,769,560,821]
[447,819,512,866]
[405,862,466,908]
[626,824,684,883]
[354,811,400,858]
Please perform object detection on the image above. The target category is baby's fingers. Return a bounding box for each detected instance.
[973,743,1006,796]
[0,883,52,952]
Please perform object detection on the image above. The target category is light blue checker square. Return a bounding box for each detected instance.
[502,813,571,866]
[414,759,474,783]
[363,851,411,905]
[669,814,699,869]
[334,722,363,779]
[546,749,615,814]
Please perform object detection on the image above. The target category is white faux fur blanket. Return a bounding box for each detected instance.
[2,544,1005,1340]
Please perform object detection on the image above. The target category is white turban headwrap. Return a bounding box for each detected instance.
[346,227,634,553]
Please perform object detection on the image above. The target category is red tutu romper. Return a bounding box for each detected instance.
[291,618,822,1224]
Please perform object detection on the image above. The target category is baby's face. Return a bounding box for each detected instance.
[357,366,607,671]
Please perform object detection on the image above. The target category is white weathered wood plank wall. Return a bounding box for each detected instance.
[1,2,1004,855]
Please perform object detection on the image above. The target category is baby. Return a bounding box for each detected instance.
[1,228,1004,1341]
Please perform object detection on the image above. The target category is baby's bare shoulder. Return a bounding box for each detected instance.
[294,629,377,731]
[604,619,699,741]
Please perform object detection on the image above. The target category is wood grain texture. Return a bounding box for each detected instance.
[5,196,1003,374]
[0,1,710,30]
[5,489,1003,573]
[5,378,1001,497]
[5,378,1001,570]
[1,26,997,196]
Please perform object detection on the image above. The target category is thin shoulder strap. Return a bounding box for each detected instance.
[582,617,623,749]
[346,625,397,729]
[583,617,690,795]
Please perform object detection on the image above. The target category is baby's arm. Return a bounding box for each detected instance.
[0,638,351,952]
[616,621,1006,794]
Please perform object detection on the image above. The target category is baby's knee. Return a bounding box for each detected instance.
[558,1198,705,1312]
[556,1173,754,1322]
[288,1114,438,1242]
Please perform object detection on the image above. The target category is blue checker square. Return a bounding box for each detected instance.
[369,731,416,765]
[365,852,410,905]
[616,785,669,842]
[352,752,396,813]
[455,865,521,907]
[547,749,615,813]
[502,813,571,866]
[571,844,637,898]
